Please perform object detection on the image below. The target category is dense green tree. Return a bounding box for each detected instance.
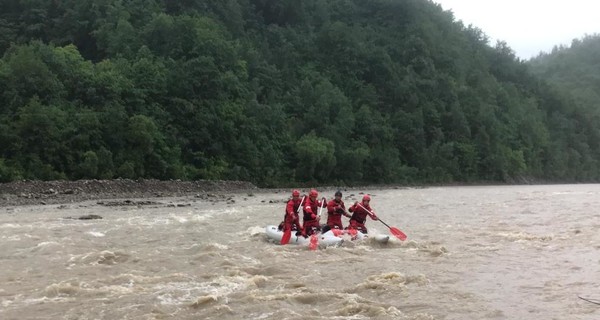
[0,0,599,185]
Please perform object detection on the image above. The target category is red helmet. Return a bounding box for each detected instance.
[362,194,371,202]
[292,189,300,197]
[309,189,318,198]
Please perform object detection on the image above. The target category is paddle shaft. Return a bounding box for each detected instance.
[308,197,326,250]
[297,196,305,214]
[375,216,393,229]
[357,202,378,220]
[317,197,325,218]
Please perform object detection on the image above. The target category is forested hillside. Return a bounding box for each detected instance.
[529,34,600,112]
[0,0,598,186]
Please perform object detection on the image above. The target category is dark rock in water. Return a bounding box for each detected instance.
[97,200,162,207]
[79,214,103,220]
[167,203,191,207]
[63,214,103,220]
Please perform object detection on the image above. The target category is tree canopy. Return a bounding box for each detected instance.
[0,0,599,185]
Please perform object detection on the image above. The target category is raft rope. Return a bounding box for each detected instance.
[578,295,600,305]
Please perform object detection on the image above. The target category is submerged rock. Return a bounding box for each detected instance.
[63,214,103,220]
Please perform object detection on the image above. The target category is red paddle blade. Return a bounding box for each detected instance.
[390,227,407,241]
[280,229,292,245]
[309,234,318,250]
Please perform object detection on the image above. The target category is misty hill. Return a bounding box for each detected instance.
[529,34,600,111]
[0,0,599,186]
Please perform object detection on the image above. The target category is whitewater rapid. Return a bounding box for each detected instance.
[1,185,599,319]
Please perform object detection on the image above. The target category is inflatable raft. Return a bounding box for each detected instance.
[265,225,389,248]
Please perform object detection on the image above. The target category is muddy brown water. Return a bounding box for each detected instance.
[1,185,599,319]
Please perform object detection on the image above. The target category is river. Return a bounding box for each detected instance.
[1,184,599,319]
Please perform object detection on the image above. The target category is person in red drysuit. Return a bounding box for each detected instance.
[347,194,378,234]
[322,190,351,234]
[278,189,303,234]
[302,189,325,236]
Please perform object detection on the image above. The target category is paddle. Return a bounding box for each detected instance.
[357,203,407,241]
[578,295,600,305]
[281,196,305,245]
[309,197,326,250]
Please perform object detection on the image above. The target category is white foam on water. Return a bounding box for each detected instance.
[247,226,265,236]
[3,235,21,241]
[0,223,23,229]
[328,316,370,320]
[1,296,14,308]
[156,275,251,306]
[253,312,275,320]
[202,242,230,251]
[169,211,194,223]
[122,216,172,227]
[17,297,47,308]
[67,250,130,266]
[351,272,430,292]
[97,284,137,295]
[189,212,214,223]
[42,278,144,301]
[34,241,61,248]
[334,303,405,319]
[551,192,573,195]
[86,231,105,237]
[109,273,175,286]
[44,281,82,297]
[23,296,73,305]
[194,207,239,218]
[181,243,201,250]
[498,231,554,242]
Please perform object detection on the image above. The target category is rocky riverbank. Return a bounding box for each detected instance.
[0,179,257,206]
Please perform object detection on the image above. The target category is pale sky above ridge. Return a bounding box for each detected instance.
[433,0,600,59]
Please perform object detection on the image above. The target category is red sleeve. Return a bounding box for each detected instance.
[286,200,295,215]
[304,204,313,214]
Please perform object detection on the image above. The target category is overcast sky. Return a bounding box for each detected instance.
[433,0,600,60]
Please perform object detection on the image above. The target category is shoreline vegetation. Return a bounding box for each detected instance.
[1,2,600,187]
[0,178,583,207]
